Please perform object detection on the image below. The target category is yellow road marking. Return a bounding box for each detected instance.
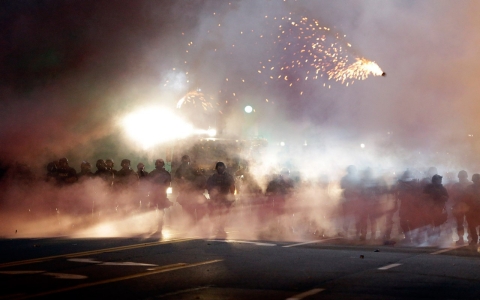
[15,259,223,299]
[0,238,194,269]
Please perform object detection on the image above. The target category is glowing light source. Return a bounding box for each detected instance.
[244,105,253,113]
[122,106,194,149]
[360,143,365,148]
[280,142,285,146]
[207,128,217,137]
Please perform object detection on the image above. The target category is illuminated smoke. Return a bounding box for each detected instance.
[1,1,479,246]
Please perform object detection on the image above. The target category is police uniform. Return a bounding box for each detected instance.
[56,166,78,186]
[465,180,480,245]
[423,175,449,243]
[450,173,471,244]
[148,168,172,209]
[206,165,235,236]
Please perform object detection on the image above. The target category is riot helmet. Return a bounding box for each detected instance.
[96,159,106,170]
[121,159,131,169]
[472,174,480,183]
[458,170,468,180]
[105,159,114,169]
[155,159,165,169]
[80,161,91,171]
[432,174,443,185]
[58,157,69,169]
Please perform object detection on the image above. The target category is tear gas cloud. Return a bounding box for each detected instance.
[1,1,479,241]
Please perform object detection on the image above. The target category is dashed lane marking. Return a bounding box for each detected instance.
[282,237,342,248]
[430,244,468,255]
[378,263,401,270]
[14,259,223,299]
[286,288,325,300]
[0,238,194,269]
[67,258,102,264]
[207,240,277,246]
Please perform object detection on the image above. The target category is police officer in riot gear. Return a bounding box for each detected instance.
[94,159,114,185]
[136,162,149,179]
[115,159,139,190]
[180,166,208,228]
[175,155,196,212]
[340,165,361,238]
[175,155,194,181]
[465,174,480,246]
[265,168,295,220]
[136,162,149,211]
[423,174,449,243]
[148,159,172,237]
[105,159,118,177]
[113,159,139,213]
[206,162,235,238]
[450,170,471,245]
[45,161,58,183]
[396,170,420,244]
[56,157,77,185]
[78,161,94,181]
[358,167,381,241]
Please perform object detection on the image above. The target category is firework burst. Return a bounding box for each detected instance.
[263,16,384,87]
[169,8,384,110]
[177,90,214,111]
[327,57,384,84]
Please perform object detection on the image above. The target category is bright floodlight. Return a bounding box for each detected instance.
[122,106,194,149]
[280,142,285,146]
[360,143,365,148]
[244,105,253,113]
[207,128,217,137]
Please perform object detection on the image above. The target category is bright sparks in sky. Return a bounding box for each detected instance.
[171,12,384,106]
[263,16,384,88]
[176,90,214,111]
[328,58,384,84]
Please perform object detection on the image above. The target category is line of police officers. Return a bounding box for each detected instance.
[42,156,235,238]
[5,157,480,245]
[341,166,480,246]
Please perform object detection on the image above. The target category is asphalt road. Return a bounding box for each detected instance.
[1,230,480,300]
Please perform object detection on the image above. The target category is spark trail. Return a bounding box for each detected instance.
[263,16,384,88]
[167,6,384,109]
